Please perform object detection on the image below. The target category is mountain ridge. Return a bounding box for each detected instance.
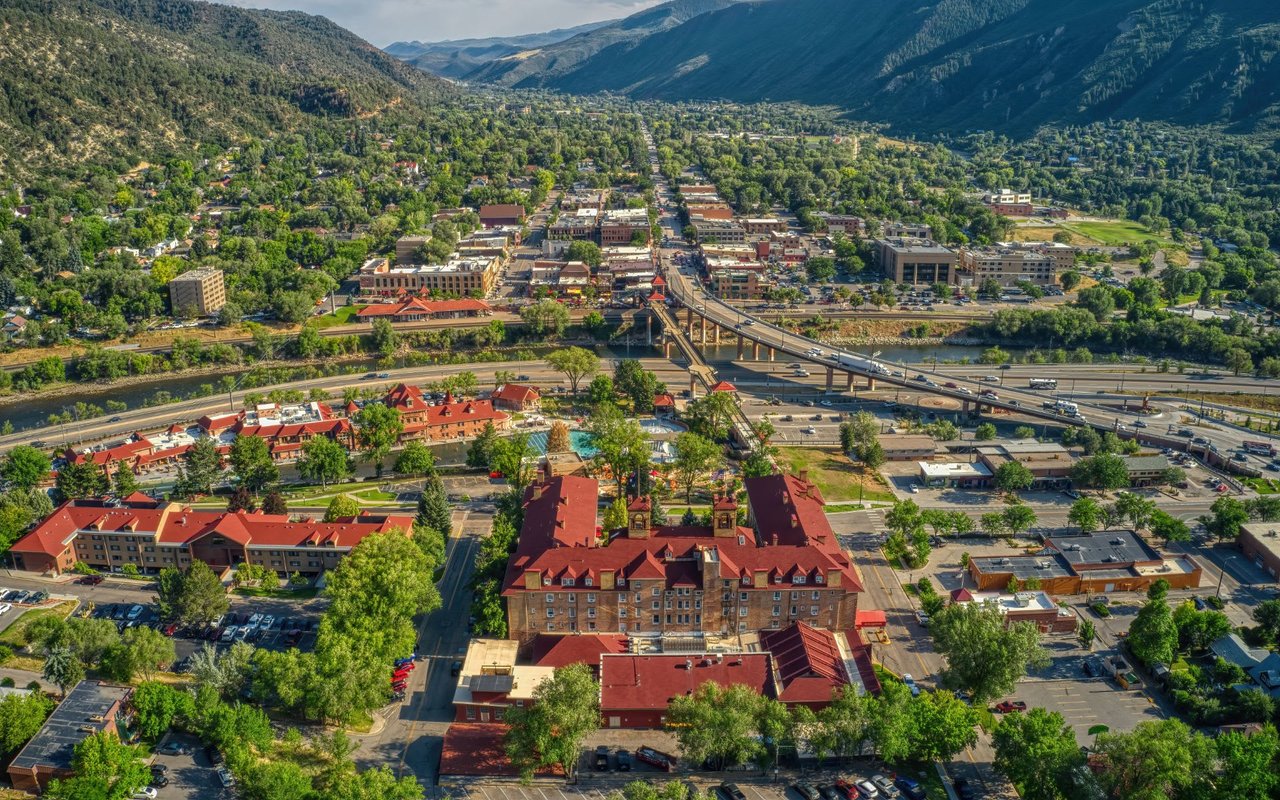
[383,20,616,79]
[471,0,1280,136]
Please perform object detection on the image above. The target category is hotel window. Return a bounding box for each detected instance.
[619,608,627,618]
[586,594,596,604]
[561,578,575,587]
[546,623,555,632]
[290,561,301,567]
[584,577,593,587]
[652,615,660,625]
[546,594,554,603]
[652,587,660,597]
[772,606,780,617]
[466,707,476,721]
[773,592,781,601]
[810,606,819,616]
[586,608,596,619]
[567,594,575,603]
[546,609,555,618]
[811,591,820,600]
[739,607,748,617]
[739,593,747,602]
[634,593,642,603]
[651,601,660,610]
[815,574,825,584]
[793,575,806,585]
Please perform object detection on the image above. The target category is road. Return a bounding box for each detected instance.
[352,508,489,787]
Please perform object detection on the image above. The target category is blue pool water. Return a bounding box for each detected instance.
[527,429,599,458]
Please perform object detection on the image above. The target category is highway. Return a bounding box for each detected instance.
[642,131,1280,477]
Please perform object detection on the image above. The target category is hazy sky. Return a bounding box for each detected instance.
[218,0,664,46]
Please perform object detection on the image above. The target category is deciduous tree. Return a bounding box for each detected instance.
[505,663,600,780]
[545,346,599,393]
[992,707,1084,800]
[672,432,722,504]
[297,435,351,488]
[930,602,1048,701]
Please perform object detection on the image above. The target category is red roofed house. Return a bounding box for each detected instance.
[501,472,862,645]
[600,653,775,728]
[759,622,881,708]
[479,204,526,228]
[490,383,541,413]
[8,496,413,578]
[354,297,492,322]
[531,633,629,672]
[384,384,509,443]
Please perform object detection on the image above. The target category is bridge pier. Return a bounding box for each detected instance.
[689,374,698,398]
[736,338,744,360]
[768,347,775,362]
[663,339,672,359]
[712,324,720,344]
[700,319,706,345]
[962,400,971,414]
[752,341,761,360]
[685,308,694,337]
[826,367,834,391]
[646,314,652,346]
[867,377,877,391]
[846,372,854,390]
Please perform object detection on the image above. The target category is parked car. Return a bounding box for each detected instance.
[207,745,224,765]
[855,780,880,799]
[793,784,821,800]
[994,700,1028,713]
[719,783,747,800]
[635,745,676,772]
[615,749,632,771]
[594,745,610,770]
[126,604,144,620]
[895,777,925,800]
[78,575,105,585]
[817,786,842,800]
[216,767,235,788]
[870,775,900,798]
[156,741,188,756]
[450,661,462,677]
[150,775,169,789]
[902,674,920,697]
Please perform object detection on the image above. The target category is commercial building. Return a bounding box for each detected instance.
[879,435,938,461]
[968,530,1201,595]
[394,235,431,263]
[917,461,992,488]
[1120,454,1171,486]
[490,383,541,412]
[452,639,554,723]
[547,208,599,242]
[1240,524,1280,580]
[876,238,956,285]
[354,297,492,323]
[977,442,1077,489]
[883,222,932,239]
[819,214,866,237]
[9,495,412,578]
[8,682,132,792]
[168,267,226,317]
[384,384,509,444]
[741,218,787,236]
[479,204,525,228]
[692,219,747,245]
[357,255,501,297]
[704,259,770,300]
[958,247,1059,287]
[600,208,650,246]
[949,589,1077,633]
[501,473,863,645]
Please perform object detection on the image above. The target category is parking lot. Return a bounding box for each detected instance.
[1015,676,1163,741]
[149,732,232,800]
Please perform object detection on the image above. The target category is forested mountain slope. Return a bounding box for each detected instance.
[465,0,744,88]
[508,0,1280,136]
[0,0,447,176]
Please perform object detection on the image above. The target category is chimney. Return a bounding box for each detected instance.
[531,485,544,502]
[798,469,809,483]
[826,569,841,588]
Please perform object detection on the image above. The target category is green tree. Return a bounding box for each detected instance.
[685,391,739,442]
[1002,504,1038,537]
[101,626,174,681]
[43,731,150,800]
[810,687,873,758]
[324,494,362,522]
[993,707,1084,800]
[614,359,663,412]
[1172,602,1231,653]
[175,436,222,498]
[905,690,980,762]
[1253,599,1280,645]
[590,406,649,494]
[545,346,599,393]
[588,374,616,406]
[1226,347,1254,376]
[1113,492,1156,530]
[671,432,722,504]
[297,435,351,489]
[0,691,53,756]
[666,682,765,770]
[1071,453,1129,490]
[1216,726,1280,800]
[504,663,600,780]
[974,423,997,441]
[54,462,107,502]
[110,466,140,497]
[565,240,602,267]
[415,478,453,535]
[1149,510,1190,545]
[392,441,435,478]
[354,403,403,472]
[1093,719,1215,800]
[1128,593,1177,667]
[229,435,278,494]
[1202,495,1249,541]
[490,433,536,496]
[602,496,628,532]
[930,602,1048,701]
[994,461,1034,493]
[371,318,398,356]
[1,445,50,490]
[1078,619,1096,651]
[42,647,84,694]
[1068,496,1103,533]
[467,421,499,469]
[130,681,194,741]
[519,299,572,337]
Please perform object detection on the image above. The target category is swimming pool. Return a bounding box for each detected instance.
[638,418,686,434]
[527,429,599,458]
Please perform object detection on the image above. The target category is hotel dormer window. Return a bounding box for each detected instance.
[792,575,806,585]
[561,577,575,587]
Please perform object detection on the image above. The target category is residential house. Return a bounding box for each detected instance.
[490,384,541,412]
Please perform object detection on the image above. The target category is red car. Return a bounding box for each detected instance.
[78,575,105,585]
[993,701,1027,713]
[162,622,179,637]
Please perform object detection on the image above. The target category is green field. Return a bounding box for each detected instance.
[1060,219,1176,247]
[775,446,895,503]
[312,305,364,328]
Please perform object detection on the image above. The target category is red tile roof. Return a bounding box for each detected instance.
[710,380,737,393]
[9,498,413,559]
[600,654,775,712]
[760,623,850,704]
[503,476,862,595]
[491,384,540,405]
[652,393,675,407]
[531,634,629,669]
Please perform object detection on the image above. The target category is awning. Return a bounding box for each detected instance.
[855,609,887,629]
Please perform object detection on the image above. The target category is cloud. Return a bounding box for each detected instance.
[216,0,663,46]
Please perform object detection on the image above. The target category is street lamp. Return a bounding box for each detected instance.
[1217,555,1240,599]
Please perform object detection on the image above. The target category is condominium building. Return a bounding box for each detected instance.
[691,219,747,245]
[167,267,226,316]
[957,242,1076,287]
[358,256,501,297]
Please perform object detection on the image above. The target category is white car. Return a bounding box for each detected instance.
[818,400,833,407]
[247,613,263,628]
[260,615,275,630]
[0,603,11,615]
[802,427,817,435]
[902,674,921,697]
[909,484,921,494]
[126,604,143,620]
[131,788,158,800]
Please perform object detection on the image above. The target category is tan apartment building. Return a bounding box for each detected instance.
[168,267,226,316]
[692,219,747,245]
[358,256,501,297]
[741,218,787,235]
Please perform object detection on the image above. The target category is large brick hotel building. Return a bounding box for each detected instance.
[501,472,863,644]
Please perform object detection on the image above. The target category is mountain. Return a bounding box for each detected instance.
[501,0,1280,136]
[466,0,745,88]
[0,0,447,175]
[385,21,614,79]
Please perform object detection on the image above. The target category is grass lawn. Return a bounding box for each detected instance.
[1246,478,1280,495]
[312,305,364,329]
[1060,219,1176,247]
[0,601,79,650]
[233,586,320,599]
[1009,224,1094,247]
[775,447,895,503]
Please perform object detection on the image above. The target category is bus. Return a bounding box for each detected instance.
[1243,441,1276,457]
[1029,378,1058,390]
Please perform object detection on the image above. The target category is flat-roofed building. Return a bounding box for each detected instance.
[950,590,1078,633]
[1239,524,1280,580]
[877,238,956,285]
[918,461,992,488]
[168,267,226,316]
[819,214,866,237]
[600,208,650,246]
[394,235,431,263]
[969,530,1202,594]
[880,435,938,461]
[883,221,932,239]
[8,681,132,792]
[1120,454,1171,486]
[692,219,746,245]
[958,247,1059,287]
[479,204,525,228]
[358,255,501,297]
[977,442,1077,489]
[741,218,787,235]
[452,638,553,723]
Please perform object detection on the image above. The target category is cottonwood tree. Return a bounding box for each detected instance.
[0,445,50,490]
[666,682,766,770]
[672,432,722,504]
[930,602,1048,702]
[297,436,351,488]
[992,707,1084,800]
[43,731,150,800]
[324,494,361,522]
[905,690,980,762]
[0,692,53,756]
[1128,590,1177,667]
[154,560,229,627]
[354,404,403,473]
[505,664,599,780]
[490,433,536,496]
[590,407,648,494]
[1092,719,1215,800]
[229,435,278,494]
[545,346,599,393]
